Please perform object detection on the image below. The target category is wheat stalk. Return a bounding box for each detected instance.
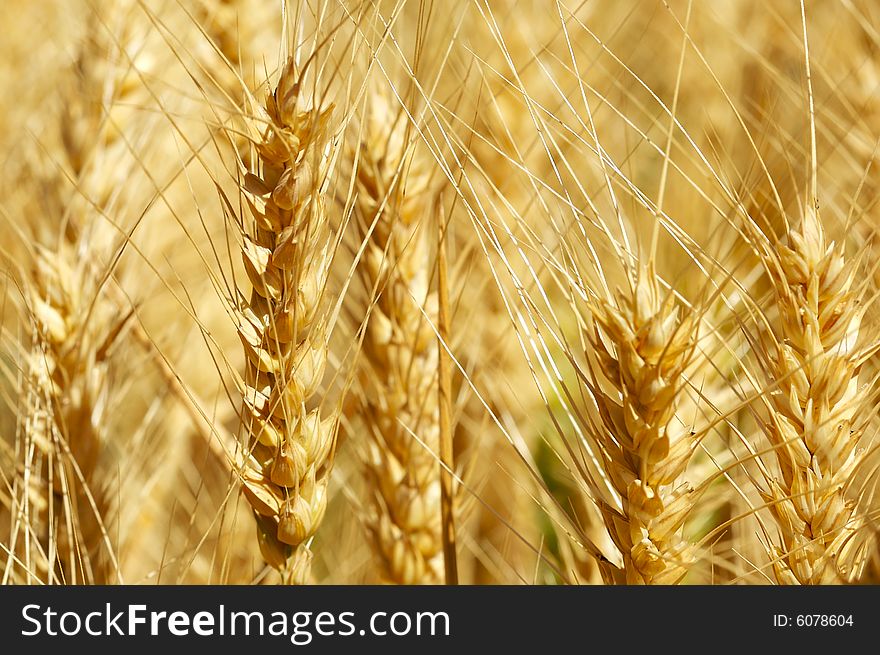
[353,90,445,584]
[234,55,338,585]
[586,265,699,584]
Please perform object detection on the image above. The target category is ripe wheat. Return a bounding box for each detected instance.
[354,90,443,584]
[235,56,338,584]
[587,267,699,584]
[756,208,869,584]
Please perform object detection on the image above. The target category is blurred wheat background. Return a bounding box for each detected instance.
[2,0,879,585]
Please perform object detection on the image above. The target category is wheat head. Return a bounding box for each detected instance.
[354,90,443,584]
[10,1,155,584]
[17,244,129,584]
[587,266,699,584]
[756,208,868,584]
[234,56,338,585]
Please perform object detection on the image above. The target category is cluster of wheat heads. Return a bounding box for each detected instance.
[3,0,880,586]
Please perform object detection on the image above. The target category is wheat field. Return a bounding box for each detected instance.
[1,0,879,586]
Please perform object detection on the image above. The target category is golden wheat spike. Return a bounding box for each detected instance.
[353,88,445,584]
[234,55,338,585]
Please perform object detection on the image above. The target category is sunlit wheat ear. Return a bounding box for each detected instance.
[233,55,338,585]
[7,2,151,585]
[586,265,700,584]
[18,247,128,584]
[194,0,268,101]
[61,2,156,215]
[753,206,870,584]
[353,89,443,584]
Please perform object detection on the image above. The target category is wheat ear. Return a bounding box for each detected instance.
[195,0,261,101]
[11,2,153,584]
[353,91,444,584]
[235,56,337,584]
[20,244,130,584]
[756,208,868,584]
[587,265,699,584]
